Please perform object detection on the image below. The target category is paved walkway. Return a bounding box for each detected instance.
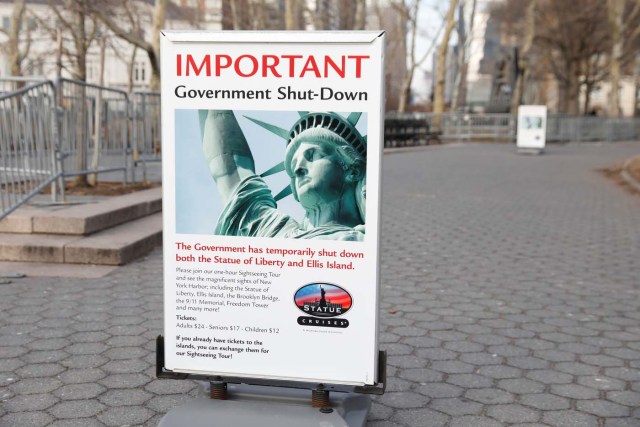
[1,142,640,426]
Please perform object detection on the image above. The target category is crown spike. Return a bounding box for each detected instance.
[274,185,293,202]
[298,111,309,117]
[260,162,285,178]
[347,112,362,126]
[244,116,290,140]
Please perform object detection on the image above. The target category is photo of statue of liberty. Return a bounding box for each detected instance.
[200,110,367,241]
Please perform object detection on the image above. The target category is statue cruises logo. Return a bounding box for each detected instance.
[294,283,352,328]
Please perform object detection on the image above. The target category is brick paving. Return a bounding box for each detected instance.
[1,142,640,426]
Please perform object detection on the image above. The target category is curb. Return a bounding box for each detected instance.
[620,156,640,193]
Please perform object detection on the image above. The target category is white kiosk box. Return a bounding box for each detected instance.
[517,105,547,154]
[158,30,386,409]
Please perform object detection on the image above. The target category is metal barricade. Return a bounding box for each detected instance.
[131,92,161,182]
[440,113,515,142]
[0,76,49,94]
[387,113,640,145]
[57,78,130,184]
[385,113,516,144]
[546,115,640,142]
[384,112,430,147]
[0,81,61,219]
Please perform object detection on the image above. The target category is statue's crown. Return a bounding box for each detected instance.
[287,112,366,157]
[244,111,366,202]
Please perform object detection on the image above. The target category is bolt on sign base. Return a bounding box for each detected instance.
[158,383,371,427]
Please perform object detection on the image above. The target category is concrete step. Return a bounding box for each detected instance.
[0,213,162,265]
[0,187,162,235]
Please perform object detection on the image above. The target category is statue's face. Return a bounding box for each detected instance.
[289,141,346,208]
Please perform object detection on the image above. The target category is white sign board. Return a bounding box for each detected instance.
[161,31,385,386]
[517,105,547,150]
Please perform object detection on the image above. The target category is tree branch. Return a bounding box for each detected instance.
[92,7,153,53]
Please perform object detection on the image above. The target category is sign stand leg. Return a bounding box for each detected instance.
[210,381,228,400]
[311,386,330,408]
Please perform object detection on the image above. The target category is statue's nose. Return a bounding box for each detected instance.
[295,166,307,177]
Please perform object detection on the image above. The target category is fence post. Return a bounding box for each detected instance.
[607,118,613,143]
[50,82,64,203]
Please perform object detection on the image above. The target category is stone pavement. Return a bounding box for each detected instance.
[1,141,640,426]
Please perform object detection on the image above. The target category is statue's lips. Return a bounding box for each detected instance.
[296,177,310,188]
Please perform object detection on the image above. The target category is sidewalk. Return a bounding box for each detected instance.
[1,141,640,426]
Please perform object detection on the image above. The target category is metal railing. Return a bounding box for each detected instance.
[4,76,640,220]
[0,81,62,218]
[384,112,516,146]
[385,112,640,146]
[0,78,162,220]
[131,92,161,182]
[546,115,640,142]
[0,76,50,94]
[57,78,130,184]
[435,113,515,142]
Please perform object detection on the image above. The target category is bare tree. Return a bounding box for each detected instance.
[495,0,610,115]
[608,0,624,116]
[388,0,446,112]
[285,0,302,30]
[510,0,535,114]
[45,0,98,81]
[92,0,167,91]
[88,36,106,187]
[225,0,243,29]
[607,0,640,116]
[223,0,284,30]
[354,0,367,30]
[251,0,267,29]
[1,0,32,81]
[433,0,458,125]
[41,0,99,187]
[634,54,640,116]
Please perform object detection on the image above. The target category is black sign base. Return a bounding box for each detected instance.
[155,335,386,395]
[158,383,370,427]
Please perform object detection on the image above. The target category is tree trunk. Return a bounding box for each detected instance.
[56,28,62,80]
[397,71,412,113]
[8,0,26,80]
[354,0,366,30]
[73,1,87,81]
[256,0,266,30]
[285,0,301,30]
[567,62,581,115]
[634,54,640,116]
[228,0,241,29]
[433,0,458,131]
[88,37,106,187]
[395,1,414,112]
[128,46,138,93]
[510,0,535,114]
[150,0,167,91]
[559,60,581,115]
[584,82,593,114]
[73,1,88,187]
[607,0,624,117]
